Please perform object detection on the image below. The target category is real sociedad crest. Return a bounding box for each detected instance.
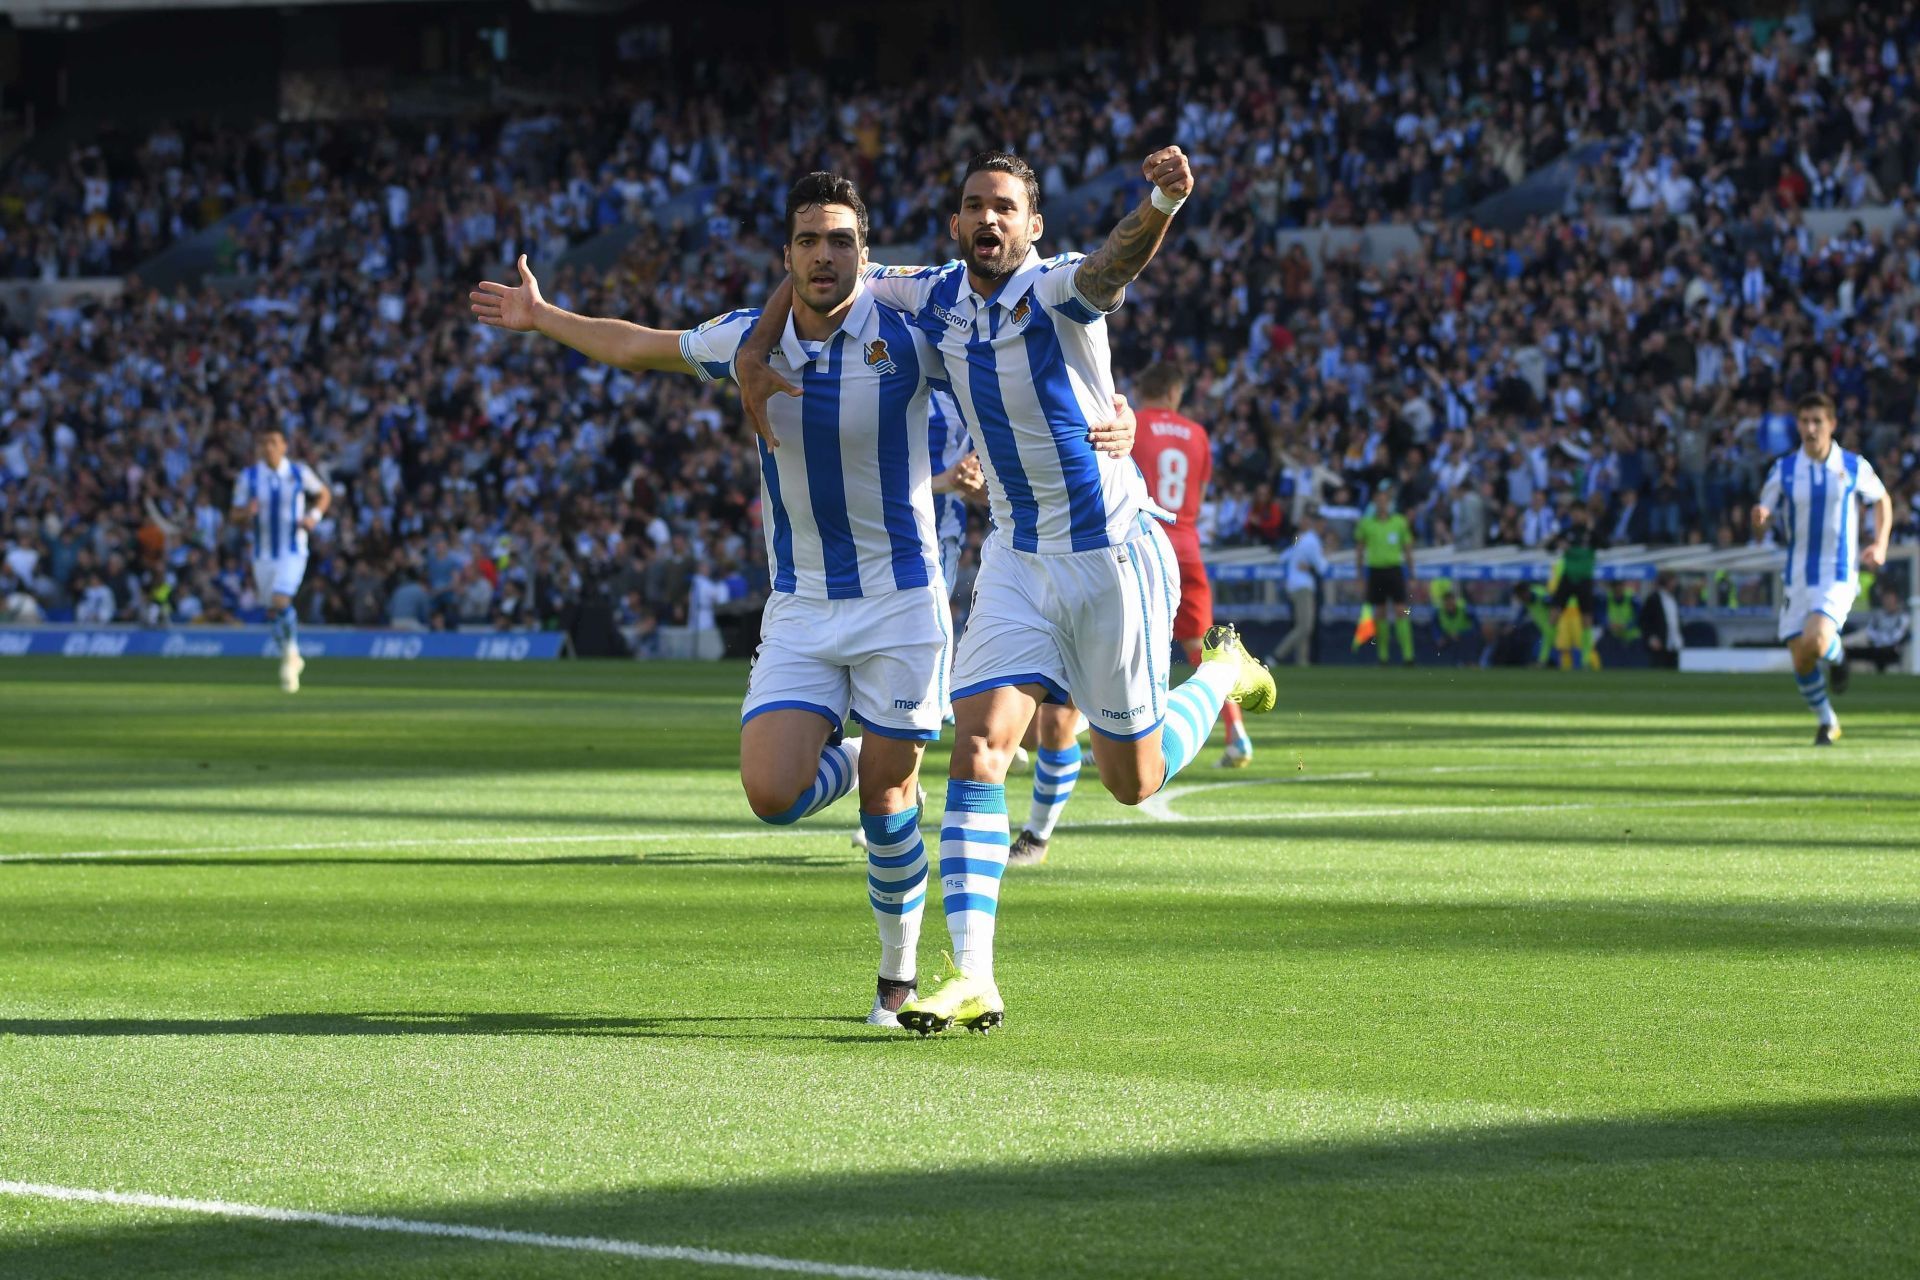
[863,339,899,376]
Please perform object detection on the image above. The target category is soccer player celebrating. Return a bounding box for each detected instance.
[737,148,1275,1035]
[1751,391,1892,745]
[231,426,329,693]
[1355,483,1416,665]
[473,174,982,1026]
[1006,361,1246,866]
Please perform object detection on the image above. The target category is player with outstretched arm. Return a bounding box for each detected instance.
[472,172,1132,1027]
[735,148,1275,1035]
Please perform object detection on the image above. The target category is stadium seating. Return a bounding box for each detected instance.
[3,12,1919,640]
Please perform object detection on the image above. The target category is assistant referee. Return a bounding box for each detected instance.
[1355,483,1415,665]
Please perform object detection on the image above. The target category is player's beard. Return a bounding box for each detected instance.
[796,268,855,316]
[961,226,1030,282]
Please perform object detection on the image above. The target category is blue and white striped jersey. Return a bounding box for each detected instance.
[865,250,1164,555]
[1758,446,1887,589]
[928,383,971,551]
[680,287,944,600]
[232,459,326,560]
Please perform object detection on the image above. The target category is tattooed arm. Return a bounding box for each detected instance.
[1073,146,1194,312]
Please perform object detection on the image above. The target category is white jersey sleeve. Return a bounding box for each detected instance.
[1855,455,1887,504]
[1030,251,1124,324]
[231,464,255,510]
[862,264,944,314]
[296,461,326,497]
[677,309,758,384]
[1758,457,1783,512]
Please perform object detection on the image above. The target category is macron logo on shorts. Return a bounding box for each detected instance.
[1102,704,1148,722]
[893,698,921,710]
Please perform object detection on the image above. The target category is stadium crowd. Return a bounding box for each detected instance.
[5,6,1920,639]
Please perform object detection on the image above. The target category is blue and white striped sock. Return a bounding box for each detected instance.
[757,738,860,826]
[862,807,926,982]
[1158,663,1236,784]
[1025,743,1081,840]
[274,604,299,655]
[940,780,1009,981]
[1822,634,1844,664]
[1795,667,1837,726]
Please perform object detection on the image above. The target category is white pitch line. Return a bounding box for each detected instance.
[1079,793,1777,828]
[0,829,809,864]
[0,1181,991,1280]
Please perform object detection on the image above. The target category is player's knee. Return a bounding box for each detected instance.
[1100,765,1163,807]
[948,732,1011,783]
[743,779,806,824]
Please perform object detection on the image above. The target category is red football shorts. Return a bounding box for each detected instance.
[1170,541,1212,643]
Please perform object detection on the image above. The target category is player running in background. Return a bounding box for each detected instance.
[473,173,962,1027]
[737,147,1274,1035]
[1354,483,1416,665]
[1129,363,1253,768]
[231,426,328,693]
[1006,361,1249,867]
[1751,391,1891,745]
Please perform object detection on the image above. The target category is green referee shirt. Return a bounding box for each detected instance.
[1356,512,1413,568]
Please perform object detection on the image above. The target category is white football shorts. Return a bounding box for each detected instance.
[742,582,952,740]
[252,554,308,602]
[953,517,1178,741]
[1778,580,1858,641]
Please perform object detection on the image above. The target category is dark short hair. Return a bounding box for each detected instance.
[258,425,286,439]
[1135,362,1185,402]
[784,172,867,249]
[1794,390,1837,418]
[961,151,1041,214]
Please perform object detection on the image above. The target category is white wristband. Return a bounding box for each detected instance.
[1151,187,1187,216]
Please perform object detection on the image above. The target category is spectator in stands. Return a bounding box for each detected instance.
[1847,586,1911,671]
[6,11,1920,642]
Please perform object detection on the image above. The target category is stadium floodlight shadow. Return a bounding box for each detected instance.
[0,1011,867,1041]
[1,1094,1913,1279]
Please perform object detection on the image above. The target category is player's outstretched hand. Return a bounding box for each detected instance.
[1142,146,1194,201]
[1860,543,1885,571]
[469,254,545,332]
[1087,392,1136,458]
[734,354,799,450]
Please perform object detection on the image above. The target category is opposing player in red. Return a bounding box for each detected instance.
[1008,362,1251,867]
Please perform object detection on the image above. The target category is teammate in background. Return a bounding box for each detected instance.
[231,426,328,693]
[1007,359,1249,867]
[736,147,1274,1035]
[1269,508,1330,667]
[472,174,960,1027]
[1752,391,1891,745]
[1354,484,1416,665]
[928,386,979,593]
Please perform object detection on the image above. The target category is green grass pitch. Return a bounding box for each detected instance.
[1,657,1916,1279]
